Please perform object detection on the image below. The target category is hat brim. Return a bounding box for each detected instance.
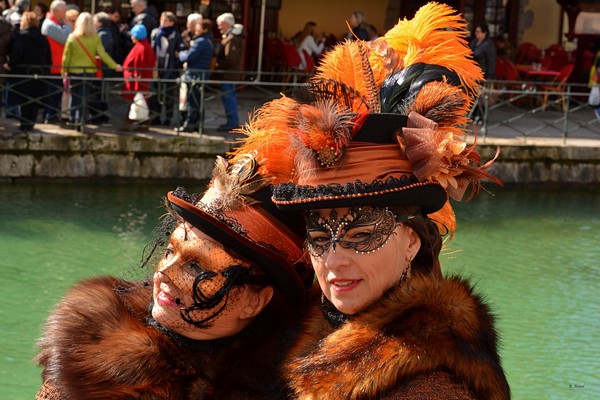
[167,192,306,305]
[272,181,447,214]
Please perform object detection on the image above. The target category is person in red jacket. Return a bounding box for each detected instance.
[122,24,155,100]
[41,0,70,123]
[122,24,156,128]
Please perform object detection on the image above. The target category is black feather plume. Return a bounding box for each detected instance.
[380,63,462,113]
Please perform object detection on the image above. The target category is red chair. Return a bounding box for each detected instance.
[503,59,520,83]
[545,44,563,54]
[263,37,283,77]
[495,59,534,106]
[582,49,595,72]
[545,45,568,71]
[280,41,302,71]
[539,63,575,111]
[516,42,542,64]
[277,41,303,86]
[495,58,506,80]
[540,57,552,70]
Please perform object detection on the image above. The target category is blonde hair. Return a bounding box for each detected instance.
[74,11,95,36]
[20,11,39,29]
[66,8,79,23]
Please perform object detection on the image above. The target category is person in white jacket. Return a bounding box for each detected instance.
[296,21,325,71]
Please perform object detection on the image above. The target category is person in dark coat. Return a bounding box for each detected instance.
[149,11,184,126]
[89,11,115,124]
[129,0,157,36]
[105,6,127,64]
[469,21,496,123]
[0,16,11,70]
[176,18,213,133]
[345,11,370,41]
[469,22,496,80]
[215,12,244,131]
[6,11,51,131]
[0,14,13,115]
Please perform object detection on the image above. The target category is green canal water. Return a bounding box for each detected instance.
[1,183,599,399]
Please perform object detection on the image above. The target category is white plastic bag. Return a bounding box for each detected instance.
[179,80,188,112]
[128,92,149,121]
[589,85,600,107]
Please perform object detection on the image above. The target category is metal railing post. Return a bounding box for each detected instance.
[199,78,205,136]
[482,84,489,138]
[563,85,570,143]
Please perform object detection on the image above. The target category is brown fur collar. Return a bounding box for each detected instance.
[285,275,511,400]
[36,276,292,400]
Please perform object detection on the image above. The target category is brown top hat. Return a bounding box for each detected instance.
[272,112,448,213]
[167,155,312,305]
[227,2,500,234]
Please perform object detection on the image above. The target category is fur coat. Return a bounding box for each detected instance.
[35,276,293,400]
[284,275,511,400]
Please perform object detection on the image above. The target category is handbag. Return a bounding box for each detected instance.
[74,35,103,78]
[128,92,149,121]
[588,85,600,107]
[94,56,103,78]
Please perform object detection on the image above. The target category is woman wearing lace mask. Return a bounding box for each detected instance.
[233,3,511,399]
[34,154,313,400]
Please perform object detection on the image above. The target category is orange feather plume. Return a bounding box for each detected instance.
[401,80,474,131]
[229,96,300,184]
[314,40,386,112]
[314,2,483,115]
[429,200,457,238]
[383,2,483,94]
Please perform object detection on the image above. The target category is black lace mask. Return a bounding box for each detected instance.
[305,206,416,257]
[179,263,268,328]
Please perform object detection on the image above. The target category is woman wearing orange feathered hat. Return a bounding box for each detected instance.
[231,2,510,398]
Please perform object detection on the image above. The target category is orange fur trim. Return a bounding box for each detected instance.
[285,276,510,400]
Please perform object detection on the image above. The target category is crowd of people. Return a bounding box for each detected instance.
[33,2,511,400]
[0,0,244,132]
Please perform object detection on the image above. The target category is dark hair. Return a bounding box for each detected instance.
[35,1,47,14]
[202,19,212,32]
[389,206,442,277]
[475,22,489,36]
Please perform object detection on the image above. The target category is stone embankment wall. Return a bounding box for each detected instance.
[479,141,600,185]
[1,134,600,185]
[0,133,232,182]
